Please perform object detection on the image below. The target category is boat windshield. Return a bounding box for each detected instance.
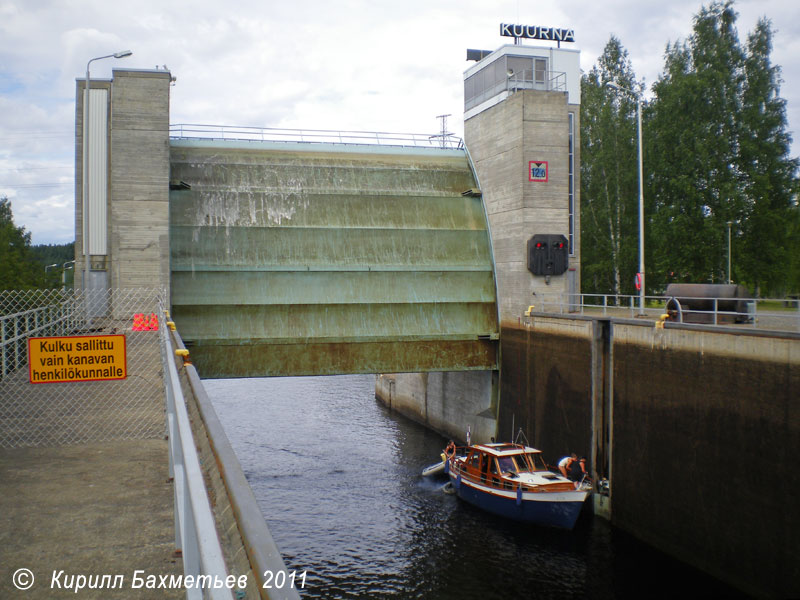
[496,456,517,473]
[526,452,548,471]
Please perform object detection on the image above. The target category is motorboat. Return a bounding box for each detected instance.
[421,453,447,477]
[445,442,589,529]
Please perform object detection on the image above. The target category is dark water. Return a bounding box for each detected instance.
[204,375,746,599]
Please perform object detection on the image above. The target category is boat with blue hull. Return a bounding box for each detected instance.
[445,443,589,530]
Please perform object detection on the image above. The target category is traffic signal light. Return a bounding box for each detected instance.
[527,234,569,276]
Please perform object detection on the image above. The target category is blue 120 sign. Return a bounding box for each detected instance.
[529,161,548,182]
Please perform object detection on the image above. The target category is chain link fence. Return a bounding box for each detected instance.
[0,288,168,448]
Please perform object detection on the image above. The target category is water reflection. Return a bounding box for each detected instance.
[205,375,745,599]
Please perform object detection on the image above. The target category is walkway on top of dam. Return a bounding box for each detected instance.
[0,289,297,599]
[0,301,181,599]
[168,135,499,378]
[0,439,181,599]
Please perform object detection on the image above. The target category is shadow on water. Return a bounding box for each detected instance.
[204,374,749,600]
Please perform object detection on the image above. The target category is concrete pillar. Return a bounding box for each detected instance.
[465,89,580,323]
[75,69,172,313]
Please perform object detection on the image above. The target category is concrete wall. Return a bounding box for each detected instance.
[375,371,497,444]
[501,316,800,598]
[465,90,580,322]
[75,69,172,307]
[498,317,594,459]
[109,70,172,296]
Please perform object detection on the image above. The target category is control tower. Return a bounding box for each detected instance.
[464,32,581,321]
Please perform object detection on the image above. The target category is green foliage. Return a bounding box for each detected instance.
[30,242,76,288]
[0,196,45,290]
[735,18,800,294]
[648,1,746,290]
[580,36,643,296]
[580,1,799,297]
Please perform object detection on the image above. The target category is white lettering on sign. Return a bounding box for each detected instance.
[500,23,575,43]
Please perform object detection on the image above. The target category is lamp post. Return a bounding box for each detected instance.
[727,221,733,284]
[606,81,645,315]
[82,50,132,295]
[45,263,58,286]
[62,260,76,291]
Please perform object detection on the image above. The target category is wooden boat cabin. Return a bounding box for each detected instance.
[451,443,575,493]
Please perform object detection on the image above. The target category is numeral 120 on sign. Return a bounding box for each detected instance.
[529,160,548,182]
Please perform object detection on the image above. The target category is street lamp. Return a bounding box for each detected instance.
[82,50,132,294]
[606,81,645,315]
[727,221,733,284]
[63,260,76,291]
[45,263,58,285]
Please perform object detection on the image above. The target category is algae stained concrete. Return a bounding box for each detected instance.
[168,142,498,377]
[0,439,182,599]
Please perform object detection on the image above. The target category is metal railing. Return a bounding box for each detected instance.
[161,311,234,600]
[465,69,567,111]
[507,69,567,94]
[170,123,464,150]
[169,326,302,600]
[528,292,800,331]
[1,291,81,379]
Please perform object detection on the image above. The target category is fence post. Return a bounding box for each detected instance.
[1,316,6,378]
[13,317,19,371]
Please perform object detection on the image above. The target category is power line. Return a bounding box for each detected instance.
[0,182,72,188]
[0,166,72,172]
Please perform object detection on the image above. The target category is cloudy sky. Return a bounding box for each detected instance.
[1,0,798,245]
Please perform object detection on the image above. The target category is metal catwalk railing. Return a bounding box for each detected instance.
[160,313,234,600]
[170,123,464,150]
[167,324,302,600]
[528,292,800,331]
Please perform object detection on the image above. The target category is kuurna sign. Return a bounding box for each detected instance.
[500,23,575,43]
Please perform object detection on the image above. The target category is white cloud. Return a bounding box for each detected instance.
[0,0,798,244]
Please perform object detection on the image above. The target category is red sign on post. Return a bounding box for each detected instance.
[529,161,548,182]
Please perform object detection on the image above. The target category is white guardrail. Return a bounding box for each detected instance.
[160,309,234,600]
[528,293,800,331]
[170,123,464,149]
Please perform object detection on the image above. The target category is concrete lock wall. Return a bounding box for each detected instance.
[500,316,800,598]
[498,317,594,458]
[375,371,496,445]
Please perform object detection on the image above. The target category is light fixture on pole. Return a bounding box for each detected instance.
[62,260,76,291]
[606,81,645,315]
[82,50,132,294]
[45,263,58,285]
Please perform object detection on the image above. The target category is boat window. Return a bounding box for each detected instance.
[468,452,481,470]
[489,458,499,474]
[497,456,516,472]
[513,455,531,472]
[526,452,548,471]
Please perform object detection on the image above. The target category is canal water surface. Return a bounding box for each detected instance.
[205,374,744,599]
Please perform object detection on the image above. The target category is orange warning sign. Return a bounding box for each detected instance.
[28,334,127,384]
